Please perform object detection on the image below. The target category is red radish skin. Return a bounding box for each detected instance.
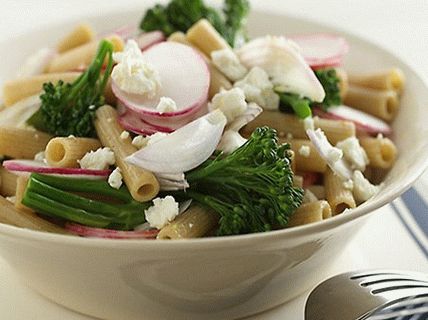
[112,42,210,119]
[3,160,111,178]
[301,172,322,188]
[65,223,159,239]
[313,106,392,136]
[287,33,349,69]
[136,31,165,51]
[118,108,175,135]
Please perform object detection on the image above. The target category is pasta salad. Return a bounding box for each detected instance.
[0,0,403,239]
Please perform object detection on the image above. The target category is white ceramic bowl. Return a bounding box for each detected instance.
[1,8,428,320]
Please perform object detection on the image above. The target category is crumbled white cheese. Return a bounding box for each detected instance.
[112,39,160,97]
[352,170,380,202]
[144,196,180,229]
[5,196,16,204]
[211,48,248,81]
[303,116,315,131]
[377,133,384,140]
[156,97,178,113]
[343,179,354,190]
[209,87,248,123]
[234,67,280,110]
[132,135,148,149]
[298,145,311,158]
[34,151,46,162]
[217,130,247,154]
[120,131,130,140]
[78,147,115,170]
[108,167,123,189]
[336,137,369,171]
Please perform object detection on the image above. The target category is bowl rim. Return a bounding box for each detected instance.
[0,7,427,249]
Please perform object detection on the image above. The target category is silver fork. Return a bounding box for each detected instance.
[305,270,428,320]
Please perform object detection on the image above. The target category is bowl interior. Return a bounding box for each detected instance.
[0,8,427,243]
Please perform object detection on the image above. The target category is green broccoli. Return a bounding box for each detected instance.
[27,40,114,137]
[314,68,342,108]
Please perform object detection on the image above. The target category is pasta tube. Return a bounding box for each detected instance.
[157,205,219,239]
[186,19,231,56]
[243,111,355,144]
[47,35,124,73]
[168,31,232,98]
[306,185,326,200]
[45,137,101,168]
[0,166,18,197]
[2,72,81,107]
[335,67,349,99]
[282,139,327,173]
[0,195,69,234]
[0,127,51,159]
[287,200,332,227]
[94,105,159,202]
[14,176,32,212]
[343,85,399,122]
[57,23,95,53]
[293,175,303,188]
[348,68,405,94]
[324,168,356,215]
[360,136,397,169]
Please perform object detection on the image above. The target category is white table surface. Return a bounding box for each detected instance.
[0,1,427,319]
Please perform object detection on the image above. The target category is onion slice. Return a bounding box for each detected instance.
[0,95,41,128]
[3,160,111,179]
[237,36,325,102]
[306,129,352,180]
[313,105,392,135]
[65,223,158,239]
[287,33,349,69]
[126,110,227,173]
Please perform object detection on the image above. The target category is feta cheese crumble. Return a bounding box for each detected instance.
[211,48,248,81]
[78,147,115,170]
[336,137,369,171]
[234,67,280,110]
[298,145,311,158]
[352,170,380,202]
[209,87,248,123]
[112,39,160,98]
[132,135,148,149]
[303,116,315,131]
[156,97,178,113]
[120,131,130,140]
[34,151,46,162]
[108,167,123,189]
[144,196,179,229]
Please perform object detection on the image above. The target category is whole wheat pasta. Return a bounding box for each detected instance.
[47,35,124,73]
[14,176,32,212]
[94,105,159,202]
[287,200,332,227]
[57,23,95,53]
[2,72,81,107]
[242,111,355,144]
[344,85,399,122]
[168,31,232,98]
[157,205,219,239]
[45,137,101,168]
[0,195,70,234]
[0,127,52,159]
[282,139,327,173]
[288,150,296,173]
[0,166,18,197]
[335,67,349,99]
[360,136,397,169]
[324,168,356,215]
[306,185,326,200]
[348,68,405,94]
[293,175,303,188]
[186,19,231,56]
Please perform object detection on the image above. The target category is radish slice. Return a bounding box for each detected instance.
[65,223,158,239]
[126,110,227,173]
[3,160,111,179]
[237,36,325,102]
[287,33,349,69]
[136,31,165,51]
[112,42,210,118]
[306,129,352,180]
[313,105,392,135]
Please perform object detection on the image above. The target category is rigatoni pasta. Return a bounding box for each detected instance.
[45,137,101,168]
[0,127,51,159]
[282,139,327,173]
[360,136,397,169]
[0,166,18,197]
[348,68,405,94]
[287,201,332,227]
[57,23,95,53]
[324,168,356,215]
[186,19,231,56]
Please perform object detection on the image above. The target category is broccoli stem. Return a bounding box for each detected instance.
[278,93,312,119]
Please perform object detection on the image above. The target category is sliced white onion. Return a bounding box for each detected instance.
[16,47,57,78]
[237,36,325,102]
[126,110,227,173]
[0,95,41,128]
[306,129,352,180]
